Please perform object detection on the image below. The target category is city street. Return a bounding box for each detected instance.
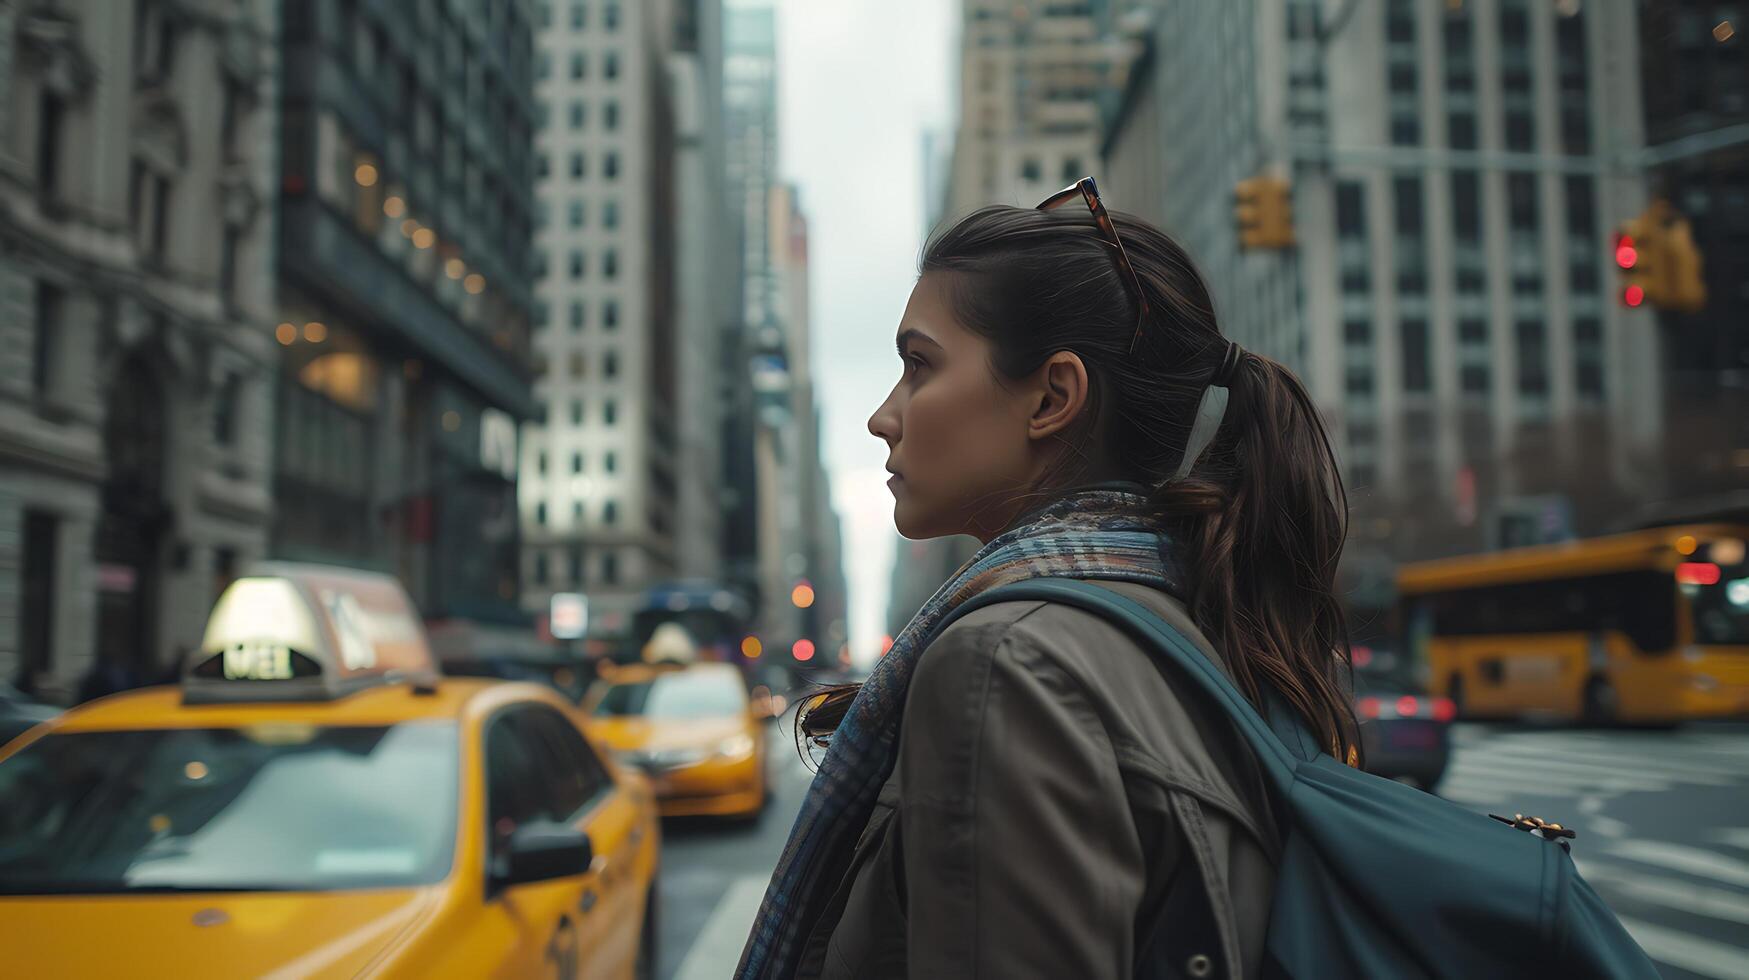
[655,721,1749,980]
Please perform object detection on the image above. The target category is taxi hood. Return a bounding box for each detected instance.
[590,713,750,752]
[0,886,441,978]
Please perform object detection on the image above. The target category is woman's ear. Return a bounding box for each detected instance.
[1027,351,1090,441]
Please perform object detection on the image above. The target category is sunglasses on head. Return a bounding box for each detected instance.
[1036,176,1151,353]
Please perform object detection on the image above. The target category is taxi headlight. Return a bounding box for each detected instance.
[716,733,756,760]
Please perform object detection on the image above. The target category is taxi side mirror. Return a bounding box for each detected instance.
[499,822,594,890]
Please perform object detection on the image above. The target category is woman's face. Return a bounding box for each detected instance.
[868,273,1048,541]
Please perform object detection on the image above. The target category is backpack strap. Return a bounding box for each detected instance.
[928,579,1302,799]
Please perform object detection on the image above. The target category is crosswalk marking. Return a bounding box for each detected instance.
[1604,840,1749,890]
[1433,727,1749,979]
[674,876,769,980]
[1615,916,1749,980]
[1576,859,1749,926]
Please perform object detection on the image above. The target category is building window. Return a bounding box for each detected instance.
[572,452,583,473]
[570,153,585,180]
[1456,268,1486,293]
[1564,175,1596,237]
[212,374,242,446]
[605,450,618,472]
[537,51,551,79]
[537,154,550,178]
[1385,0,1414,42]
[1343,319,1372,344]
[604,399,618,424]
[1336,181,1366,238]
[570,400,583,425]
[603,249,618,279]
[1451,171,1481,241]
[1507,173,1537,231]
[604,351,619,378]
[605,101,620,130]
[569,352,585,378]
[36,94,64,198]
[572,500,583,524]
[569,301,585,330]
[32,282,61,397]
[605,2,621,30]
[1448,113,1477,150]
[569,101,585,129]
[602,551,619,585]
[604,153,619,180]
[604,300,619,329]
[1400,319,1430,392]
[1461,365,1490,393]
[605,52,620,80]
[536,502,548,525]
[570,3,585,30]
[603,500,618,524]
[570,52,585,80]
[1021,158,1041,182]
[1458,318,1488,344]
[538,451,549,475]
[568,546,583,584]
[569,200,585,227]
[1515,319,1548,394]
[1345,368,1374,396]
[1341,268,1371,293]
[1393,177,1423,236]
[569,251,585,280]
[534,551,549,584]
[534,301,550,329]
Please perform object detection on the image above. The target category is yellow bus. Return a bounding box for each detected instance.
[1397,523,1749,724]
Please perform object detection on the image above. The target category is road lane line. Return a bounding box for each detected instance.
[1448,745,1737,784]
[1576,859,1749,925]
[674,875,770,980]
[1605,840,1749,889]
[1614,916,1749,980]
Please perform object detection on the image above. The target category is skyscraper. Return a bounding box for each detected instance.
[1100,0,1664,603]
[523,0,686,641]
[273,0,540,633]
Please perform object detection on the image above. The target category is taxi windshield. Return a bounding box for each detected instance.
[593,671,745,720]
[0,722,457,895]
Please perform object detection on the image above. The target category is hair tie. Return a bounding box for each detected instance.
[1171,340,1245,481]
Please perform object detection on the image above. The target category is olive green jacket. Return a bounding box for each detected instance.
[796,581,1280,980]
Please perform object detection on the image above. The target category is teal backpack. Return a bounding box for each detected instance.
[939,579,1659,979]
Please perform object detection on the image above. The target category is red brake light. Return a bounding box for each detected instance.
[1677,562,1722,586]
[1432,697,1457,723]
[1357,697,1381,719]
[1395,695,1420,718]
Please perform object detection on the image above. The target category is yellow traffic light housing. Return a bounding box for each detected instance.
[1235,176,1294,250]
[1614,199,1706,314]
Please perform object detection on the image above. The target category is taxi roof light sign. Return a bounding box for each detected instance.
[186,562,437,704]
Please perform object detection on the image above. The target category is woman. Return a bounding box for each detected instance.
[737,179,1357,980]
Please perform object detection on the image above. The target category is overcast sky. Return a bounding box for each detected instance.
[729,0,957,663]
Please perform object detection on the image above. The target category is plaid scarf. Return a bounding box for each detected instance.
[735,488,1184,978]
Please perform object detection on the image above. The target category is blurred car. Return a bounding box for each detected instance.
[1353,645,1454,791]
[0,682,56,748]
[0,563,660,980]
[585,661,771,820]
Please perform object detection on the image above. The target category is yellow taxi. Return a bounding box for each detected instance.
[585,662,771,820]
[0,563,660,979]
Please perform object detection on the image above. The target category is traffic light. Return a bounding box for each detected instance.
[1613,199,1706,313]
[1234,176,1294,250]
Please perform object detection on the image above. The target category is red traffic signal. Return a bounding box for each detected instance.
[1624,285,1645,307]
[1614,235,1637,270]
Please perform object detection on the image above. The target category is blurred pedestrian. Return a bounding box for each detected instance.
[739,180,1357,979]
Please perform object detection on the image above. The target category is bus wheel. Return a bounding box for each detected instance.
[1582,677,1618,727]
